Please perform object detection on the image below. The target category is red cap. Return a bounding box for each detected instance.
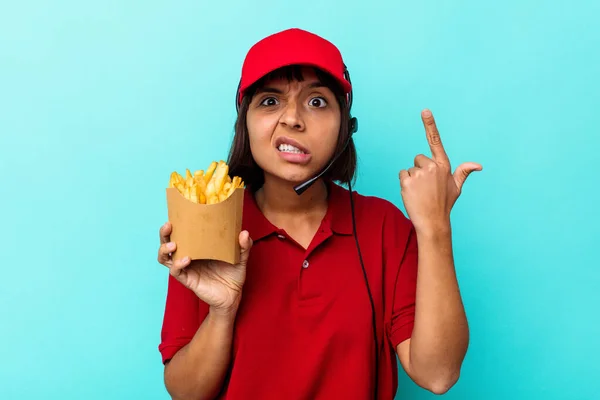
[238,28,352,105]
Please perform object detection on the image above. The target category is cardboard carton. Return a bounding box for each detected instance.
[166,187,244,265]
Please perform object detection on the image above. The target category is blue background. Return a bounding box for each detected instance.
[1,1,598,399]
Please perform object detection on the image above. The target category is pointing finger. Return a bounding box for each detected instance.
[421,109,450,165]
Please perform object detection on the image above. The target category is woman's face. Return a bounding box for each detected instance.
[246,67,341,186]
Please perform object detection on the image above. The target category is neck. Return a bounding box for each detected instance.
[255,175,329,217]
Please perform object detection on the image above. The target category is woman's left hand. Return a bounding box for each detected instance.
[399,109,482,235]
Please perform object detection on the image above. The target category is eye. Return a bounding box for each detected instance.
[309,97,328,108]
[260,97,279,107]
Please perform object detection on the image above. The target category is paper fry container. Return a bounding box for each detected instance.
[166,187,244,265]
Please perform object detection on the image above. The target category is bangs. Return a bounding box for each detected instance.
[247,65,345,98]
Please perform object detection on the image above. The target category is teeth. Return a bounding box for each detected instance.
[278,143,305,154]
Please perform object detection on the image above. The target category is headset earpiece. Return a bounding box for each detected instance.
[342,64,358,136]
[349,117,358,135]
[235,79,242,114]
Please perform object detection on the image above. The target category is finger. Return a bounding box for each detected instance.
[398,170,410,188]
[399,169,410,182]
[421,109,450,165]
[453,162,483,189]
[159,222,172,244]
[414,153,434,168]
[157,241,177,265]
[238,230,253,266]
[170,256,191,278]
[408,166,419,177]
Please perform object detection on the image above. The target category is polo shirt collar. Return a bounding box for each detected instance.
[242,180,354,242]
[324,180,354,235]
[243,189,278,242]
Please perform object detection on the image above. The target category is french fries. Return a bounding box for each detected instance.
[168,160,244,204]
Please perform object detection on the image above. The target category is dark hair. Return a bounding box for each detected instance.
[227,65,357,191]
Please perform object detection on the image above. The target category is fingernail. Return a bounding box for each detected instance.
[423,109,432,117]
[182,256,190,263]
[167,242,175,250]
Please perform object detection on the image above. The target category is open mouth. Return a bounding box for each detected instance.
[274,137,310,155]
[274,136,311,164]
[278,143,307,154]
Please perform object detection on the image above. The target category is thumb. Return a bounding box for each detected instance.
[238,230,253,266]
[453,162,483,189]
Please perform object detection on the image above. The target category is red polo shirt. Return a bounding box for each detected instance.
[159,181,418,399]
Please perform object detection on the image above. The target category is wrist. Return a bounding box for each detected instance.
[414,218,452,239]
[209,303,240,321]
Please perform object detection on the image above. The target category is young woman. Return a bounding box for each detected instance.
[157,28,481,400]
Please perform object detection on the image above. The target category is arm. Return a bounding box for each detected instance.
[396,108,482,393]
[157,225,253,400]
[396,224,468,394]
[164,308,237,400]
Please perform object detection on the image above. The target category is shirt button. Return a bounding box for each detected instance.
[302,260,310,269]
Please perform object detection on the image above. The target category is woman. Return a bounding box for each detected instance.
[157,28,481,400]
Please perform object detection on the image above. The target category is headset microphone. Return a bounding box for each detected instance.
[293,64,357,196]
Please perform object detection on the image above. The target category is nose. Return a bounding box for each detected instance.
[279,99,305,131]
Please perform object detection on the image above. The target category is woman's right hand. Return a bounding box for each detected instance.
[157,222,253,315]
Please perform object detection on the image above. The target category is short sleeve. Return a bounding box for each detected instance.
[158,274,209,364]
[386,210,419,348]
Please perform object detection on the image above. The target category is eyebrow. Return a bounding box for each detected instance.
[256,87,283,95]
[307,82,326,89]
